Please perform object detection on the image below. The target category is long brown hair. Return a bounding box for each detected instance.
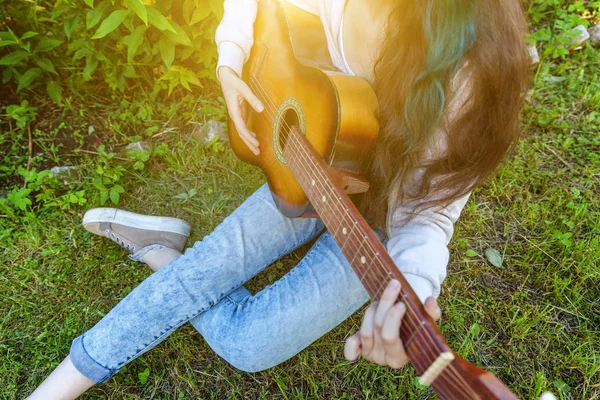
[358,0,532,229]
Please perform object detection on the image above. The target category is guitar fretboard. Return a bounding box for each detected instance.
[280,126,497,400]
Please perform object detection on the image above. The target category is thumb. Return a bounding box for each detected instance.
[424,297,442,321]
[344,332,362,361]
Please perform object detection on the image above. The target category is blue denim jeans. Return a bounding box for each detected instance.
[70,184,371,383]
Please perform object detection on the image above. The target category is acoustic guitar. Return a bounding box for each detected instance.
[226,0,519,398]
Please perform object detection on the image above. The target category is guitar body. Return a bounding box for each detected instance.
[226,0,379,217]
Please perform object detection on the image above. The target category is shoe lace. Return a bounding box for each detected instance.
[105,228,135,252]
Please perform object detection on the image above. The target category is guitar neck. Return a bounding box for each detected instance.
[282,126,517,400]
[283,127,449,357]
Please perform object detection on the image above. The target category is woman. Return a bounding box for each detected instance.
[27,0,530,398]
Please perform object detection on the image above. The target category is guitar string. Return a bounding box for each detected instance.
[247,76,480,399]
[282,128,477,400]
[248,100,475,400]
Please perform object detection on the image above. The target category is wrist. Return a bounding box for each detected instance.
[217,66,238,82]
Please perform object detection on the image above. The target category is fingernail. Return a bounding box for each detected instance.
[390,279,400,289]
[395,302,406,311]
[256,103,264,112]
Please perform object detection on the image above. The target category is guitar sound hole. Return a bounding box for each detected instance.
[278,108,300,155]
[272,97,306,166]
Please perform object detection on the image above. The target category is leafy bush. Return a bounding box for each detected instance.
[0,0,222,102]
[1,0,599,220]
[528,0,600,58]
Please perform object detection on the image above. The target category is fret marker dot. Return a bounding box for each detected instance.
[322,196,326,202]
[360,256,366,264]
[311,180,315,186]
[342,228,347,235]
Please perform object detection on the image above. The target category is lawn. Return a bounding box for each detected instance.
[1,22,600,400]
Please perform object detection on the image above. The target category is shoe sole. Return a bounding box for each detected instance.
[83,208,191,236]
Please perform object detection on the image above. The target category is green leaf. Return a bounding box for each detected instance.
[100,190,108,205]
[209,0,223,20]
[195,45,214,67]
[190,5,211,25]
[92,179,106,190]
[158,36,175,68]
[122,12,135,32]
[484,248,503,269]
[553,379,571,395]
[73,47,92,60]
[125,0,148,25]
[17,68,42,92]
[7,188,32,210]
[0,32,14,41]
[92,10,130,39]
[178,66,201,89]
[109,187,120,204]
[109,184,125,205]
[138,367,150,385]
[83,56,98,80]
[86,3,109,30]
[469,323,481,337]
[0,38,17,48]
[37,58,57,74]
[46,81,62,104]
[167,75,178,96]
[84,0,94,7]
[147,7,176,32]
[179,46,195,61]
[35,39,63,53]
[21,31,39,40]
[2,67,12,84]
[123,25,146,62]
[64,15,80,40]
[465,249,478,258]
[165,22,191,46]
[133,160,144,170]
[0,50,29,66]
[182,0,196,25]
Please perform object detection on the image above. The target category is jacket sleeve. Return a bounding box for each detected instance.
[215,0,258,78]
[386,193,471,303]
[215,0,320,78]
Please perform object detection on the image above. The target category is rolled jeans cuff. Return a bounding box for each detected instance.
[70,335,114,383]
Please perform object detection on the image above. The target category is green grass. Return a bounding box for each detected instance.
[1,48,599,400]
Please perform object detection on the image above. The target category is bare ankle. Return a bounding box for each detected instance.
[142,247,182,271]
[27,356,95,400]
